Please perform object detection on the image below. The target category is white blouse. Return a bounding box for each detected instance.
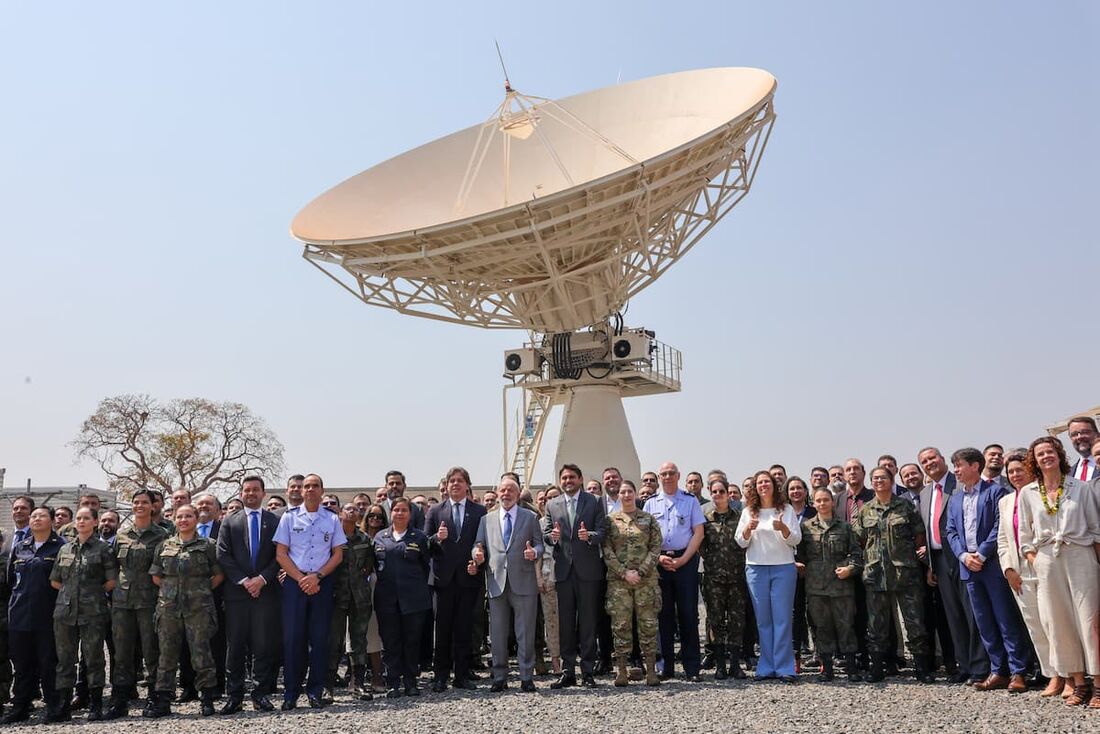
[734,504,801,565]
[1017,477,1100,556]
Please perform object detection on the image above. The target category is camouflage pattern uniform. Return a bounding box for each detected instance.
[111,522,168,689]
[327,529,376,675]
[50,536,118,689]
[797,515,862,655]
[699,506,748,648]
[853,496,930,659]
[602,510,662,657]
[149,535,222,694]
[58,523,99,545]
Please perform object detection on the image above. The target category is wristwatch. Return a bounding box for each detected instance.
[314,571,324,580]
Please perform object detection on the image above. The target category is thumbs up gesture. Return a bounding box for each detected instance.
[550,521,561,543]
[436,522,449,541]
[473,543,485,565]
[578,521,589,542]
[523,540,537,561]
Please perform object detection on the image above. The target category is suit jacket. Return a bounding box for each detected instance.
[541,489,606,583]
[373,526,432,615]
[919,471,957,561]
[215,509,281,603]
[945,478,1007,580]
[426,498,486,588]
[833,486,874,523]
[476,506,542,598]
[995,490,1026,578]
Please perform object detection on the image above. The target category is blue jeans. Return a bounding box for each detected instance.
[745,563,797,677]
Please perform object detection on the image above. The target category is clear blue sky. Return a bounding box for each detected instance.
[2,1,1097,491]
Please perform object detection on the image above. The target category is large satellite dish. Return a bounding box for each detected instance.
[293,67,776,483]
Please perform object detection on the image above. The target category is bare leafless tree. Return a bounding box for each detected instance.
[72,394,284,499]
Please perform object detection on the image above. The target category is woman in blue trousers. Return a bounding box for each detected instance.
[736,470,801,682]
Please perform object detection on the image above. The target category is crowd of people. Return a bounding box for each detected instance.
[3,417,1100,723]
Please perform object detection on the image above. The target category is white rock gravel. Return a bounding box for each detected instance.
[23,675,1099,734]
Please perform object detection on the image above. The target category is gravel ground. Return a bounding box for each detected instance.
[21,673,1098,734]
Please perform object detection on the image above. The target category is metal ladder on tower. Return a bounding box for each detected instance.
[509,387,557,488]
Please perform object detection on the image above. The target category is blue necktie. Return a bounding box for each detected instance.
[452,502,462,535]
[249,511,260,571]
[14,529,25,544]
[503,511,513,548]
[199,524,208,538]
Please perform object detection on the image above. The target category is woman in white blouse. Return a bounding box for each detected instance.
[736,470,802,682]
[1017,436,1100,708]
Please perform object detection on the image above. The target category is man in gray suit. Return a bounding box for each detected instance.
[472,477,543,693]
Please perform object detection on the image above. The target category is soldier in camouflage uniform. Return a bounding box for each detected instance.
[602,480,663,687]
[327,503,376,701]
[853,466,934,683]
[104,489,167,719]
[146,504,224,718]
[49,506,118,721]
[699,478,749,680]
[797,488,863,682]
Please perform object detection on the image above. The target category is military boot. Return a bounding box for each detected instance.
[200,688,216,717]
[714,645,728,680]
[915,656,936,684]
[614,657,629,687]
[816,657,834,682]
[143,691,171,719]
[1,700,31,724]
[846,654,863,683]
[644,654,661,687]
[103,687,129,720]
[867,653,886,683]
[43,689,72,723]
[728,652,747,680]
[86,687,105,722]
[70,687,88,711]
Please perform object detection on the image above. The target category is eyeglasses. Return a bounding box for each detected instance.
[642,478,657,483]
[367,515,384,521]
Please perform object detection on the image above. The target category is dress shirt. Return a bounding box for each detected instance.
[929,480,946,550]
[1072,457,1097,482]
[451,498,467,531]
[961,482,983,559]
[198,521,213,538]
[498,506,517,545]
[392,528,407,542]
[273,505,347,573]
[643,489,705,552]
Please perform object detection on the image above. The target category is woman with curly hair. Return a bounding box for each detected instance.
[1017,436,1100,708]
[735,470,801,682]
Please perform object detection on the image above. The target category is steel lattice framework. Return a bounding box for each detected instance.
[301,95,775,334]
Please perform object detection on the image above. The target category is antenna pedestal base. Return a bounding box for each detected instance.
[553,384,640,484]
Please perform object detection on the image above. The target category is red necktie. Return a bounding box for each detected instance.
[1080,460,1089,481]
[931,483,943,546]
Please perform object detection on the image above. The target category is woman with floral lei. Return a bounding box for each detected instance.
[1017,436,1100,708]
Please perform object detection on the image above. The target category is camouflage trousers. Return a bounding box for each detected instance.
[701,575,746,648]
[806,594,857,655]
[606,581,659,658]
[865,584,929,657]
[54,616,108,689]
[328,601,373,672]
[111,606,158,688]
[155,608,217,693]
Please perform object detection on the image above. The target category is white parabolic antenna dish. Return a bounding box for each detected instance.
[293,67,776,333]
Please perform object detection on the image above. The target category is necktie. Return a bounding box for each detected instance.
[503,511,513,548]
[1080,460,1089,481]
[568,497,576,528]
[249,511,260,571]
[14,529,25,544]
[453,502,462,535]
[199,524,209,538]
[931,483,943,546]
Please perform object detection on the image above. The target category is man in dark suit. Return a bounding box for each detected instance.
[945,448,1028,692]
[918,446,988,683]
[473,476,543,692]
[426,466,486,692]
[215,477,282,713]
[834,459,874,669]
[542,463,607,689]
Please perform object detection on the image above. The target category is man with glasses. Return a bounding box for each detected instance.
[643,462,705,681]
[321,495,341,513]
[1066,417,1098,481]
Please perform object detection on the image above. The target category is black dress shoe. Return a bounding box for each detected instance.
[466,669,484,680]
[581,673,597,688]
[452,679,477,690]
[431,679,447,693]
[386,688,403,699]
[252,696,275,712]
[489,680,507,693]
[684,673,704,683]
[779,675,798,684]
[520,679,536,693]
[550,673,577,689]
[218,697,243,715]
[306,694,324,709]
[281,699,297,711]
[404,684,420,697]
[594,659,612,675]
